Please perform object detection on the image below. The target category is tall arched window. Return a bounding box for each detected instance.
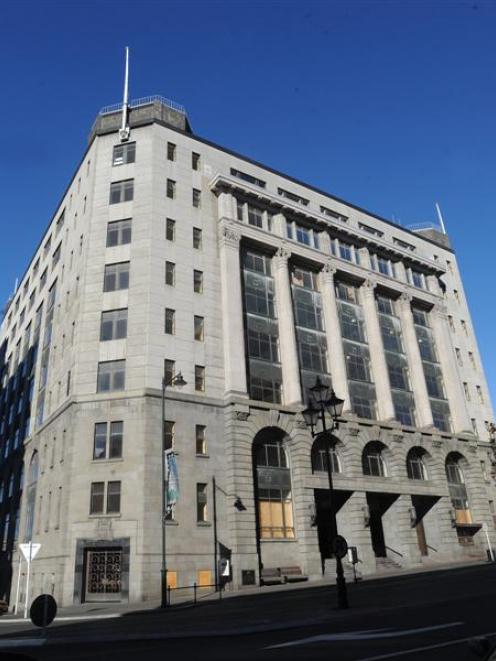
[362,441,387,477]
[253,429,294,539]
[407,448,428,481]
[24,451,39,542]
[446,453,470,521]
[311,437,341,474]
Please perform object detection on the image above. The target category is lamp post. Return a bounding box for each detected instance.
[302,377,348,609]
[161,371,187,609]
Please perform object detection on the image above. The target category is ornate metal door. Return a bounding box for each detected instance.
[84,549,122,602]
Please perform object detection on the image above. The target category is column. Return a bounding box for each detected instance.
[361,280,396,421]
[396,293,434,428]
[272,245,302,405]
[218,221,247,396]
[430,304,472,433]
[218,190,236,221]
[319,262,351,412]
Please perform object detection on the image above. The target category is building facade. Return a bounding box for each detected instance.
[1,96,495,606]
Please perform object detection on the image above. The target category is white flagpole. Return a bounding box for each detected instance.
[119,47,130,141]
[435,202,447,235]
[23,542,32,619]
[14,555,22,615]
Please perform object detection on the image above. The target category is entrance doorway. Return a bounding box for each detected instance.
[411,495,439,557]
[82,548,122,602]
[415,520,428,556]
[366,493,398,558]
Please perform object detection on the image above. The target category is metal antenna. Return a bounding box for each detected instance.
[119,47,130,142]
[435,202,447,235]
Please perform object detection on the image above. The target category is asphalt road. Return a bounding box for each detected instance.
[1,563,496,660]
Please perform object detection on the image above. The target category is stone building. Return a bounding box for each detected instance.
[0,95,495,606]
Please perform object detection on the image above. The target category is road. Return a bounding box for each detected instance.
[1,563,496,660]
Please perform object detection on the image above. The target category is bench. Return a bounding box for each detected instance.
[280,566,308,583]
[261,568,284,585]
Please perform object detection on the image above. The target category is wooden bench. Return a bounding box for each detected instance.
[280,566,308,583]
[261,568,284,585]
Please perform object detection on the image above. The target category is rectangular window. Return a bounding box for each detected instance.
[167,142,176,161]
[477,385,484,403]
[106,481,121,514]
[97,360,126,392]
[193,270,203,293]
[277,188,309,206]
[113,142,136,166]
[107,219,132,247]
[463,382,470,400]
[320,206,348,222]
[52,243,61,269]
[461,320,468,335]
[192,188,201,208]
[469,352,476,368]
[100,309,128,341]
[164,421,174,451]
[90,482,105,514]
[247,205,263,228]
[197,483,208,522]
[165,261,175,286]
[195,365,205,392]
[194,316,204,341]
[40,268,47,290]
[165,309,175,335]
[167,179,176,199]
[455,348,463,366]
[109,422,123,458]
[109,179,134,204]
[164,359,175,385]
[193,227,202,249]
[236,200,244,221]
[103,262,130,292]
[196,425,207,455]
[166,218,175,241]
[93,422,108,459]
[192,152,200,170]
[359,223,383,237]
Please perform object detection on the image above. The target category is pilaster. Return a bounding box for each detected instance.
[218,222,248,396]
[319,262,351,412]
[272,245,302,405]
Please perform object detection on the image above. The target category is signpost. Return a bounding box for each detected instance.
[482,522,495,562]
[19,542,41,619]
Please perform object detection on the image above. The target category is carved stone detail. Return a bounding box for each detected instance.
[293,419,309,430]
[275,243,291,261]
[347,427,360,437]
[219,222,241,247]
[95,518,113,540]
[232,410,250,422]
[392,434,403,443]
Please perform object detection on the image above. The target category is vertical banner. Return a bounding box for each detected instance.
[167,452,179,506]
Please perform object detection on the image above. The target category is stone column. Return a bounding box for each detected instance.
[430,304,472,434]
[361,280,396,421]
[396,293,434,428]
[218,190,236,221]
[319,262,351,412]
[218,221,247,396]
[272,245,302,406]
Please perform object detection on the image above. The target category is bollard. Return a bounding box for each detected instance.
[193,582,197,604]
[167,585,171,606]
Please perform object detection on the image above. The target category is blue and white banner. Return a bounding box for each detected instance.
[166,452,179,506]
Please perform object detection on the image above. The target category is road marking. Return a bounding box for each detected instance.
[354,633,496,661]
[266,622,464,649]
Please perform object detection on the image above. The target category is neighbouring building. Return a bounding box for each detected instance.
[0,94,495,606]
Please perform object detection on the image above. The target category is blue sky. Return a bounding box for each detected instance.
[1,0,496,407]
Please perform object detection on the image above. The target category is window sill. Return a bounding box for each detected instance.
[260,538,297,543]
[196,454,209,459]
[92,457,124,464]
[166,520,179,526]
[197,521,211,527]
[89,513,122,519]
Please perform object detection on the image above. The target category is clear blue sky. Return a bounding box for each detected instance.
[1,0,495,408]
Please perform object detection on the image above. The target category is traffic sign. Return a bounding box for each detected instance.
[19,543,41,561]
[30,594,57,628]
[332,535,348,559]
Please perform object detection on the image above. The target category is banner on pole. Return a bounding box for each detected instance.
[166,452,179,506]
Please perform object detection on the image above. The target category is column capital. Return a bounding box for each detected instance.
[274,243,292,263]
[219,221,241,249]
[362,278,378,297]
[397,290,412,306]
[321,260,337,281]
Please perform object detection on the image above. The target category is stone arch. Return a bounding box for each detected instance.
[362,440,389,477]
[406,446,431,481]
[252,426,295,542]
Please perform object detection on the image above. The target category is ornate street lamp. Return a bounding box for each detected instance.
[302,377,348,609]
[161,371,187,609]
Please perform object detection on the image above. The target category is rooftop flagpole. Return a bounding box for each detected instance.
[119,47,130,141]
[435,202,447,235]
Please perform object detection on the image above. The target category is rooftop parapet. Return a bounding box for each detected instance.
[89,95,191,143]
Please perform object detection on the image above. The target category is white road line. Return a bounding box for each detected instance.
[354,633,496,661]
[266,622,464,649]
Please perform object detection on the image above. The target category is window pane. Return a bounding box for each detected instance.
[196,425,206,454]
[90,482,104,514]
[194,316,204,341]
[194,270,203,293]
[109,422,123,458]
[107,481,121,513]
[195,365,205,391]
[93,423,107,459]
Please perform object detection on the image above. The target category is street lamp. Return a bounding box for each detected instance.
[161,371,187,609]
[302,377,348,609]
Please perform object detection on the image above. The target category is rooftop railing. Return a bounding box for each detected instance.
[98,94,186,116]
[407,222,442,232]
